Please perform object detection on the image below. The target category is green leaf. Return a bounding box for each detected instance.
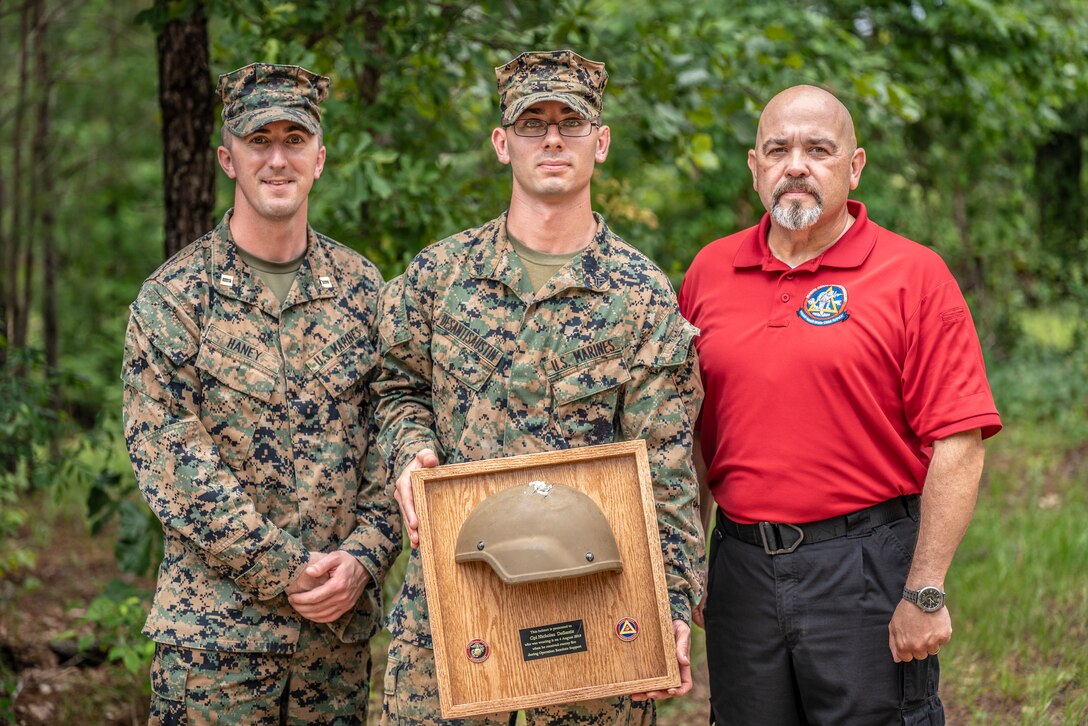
[763,24,793,42]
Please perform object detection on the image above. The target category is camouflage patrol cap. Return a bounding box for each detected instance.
[495,50,608,126]
[217,63,330,137]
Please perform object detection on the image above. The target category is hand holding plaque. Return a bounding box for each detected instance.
[411,440,680,718]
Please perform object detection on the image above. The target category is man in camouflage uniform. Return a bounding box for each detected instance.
[375,50,704,725]
[122,63,398,724]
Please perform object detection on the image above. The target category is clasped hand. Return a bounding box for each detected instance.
[286,551,370,623]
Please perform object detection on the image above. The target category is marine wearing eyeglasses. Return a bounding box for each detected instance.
[505,117,599,137]
[374,49,705,725]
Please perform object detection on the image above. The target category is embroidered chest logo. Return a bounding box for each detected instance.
[798,284,850,326]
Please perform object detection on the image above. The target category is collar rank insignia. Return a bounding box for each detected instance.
[798,284,849,326]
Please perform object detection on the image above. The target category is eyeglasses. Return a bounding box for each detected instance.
[506,118,599,138]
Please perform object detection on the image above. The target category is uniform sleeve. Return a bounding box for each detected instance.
[372,270,444,481]
[622,303,705,623]
[339,277,403,581]
[121,282,309,600]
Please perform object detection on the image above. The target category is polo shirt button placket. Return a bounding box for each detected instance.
[768,278,795,327]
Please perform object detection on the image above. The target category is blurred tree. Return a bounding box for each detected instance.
[29,0,60,415]
[0,0,164,485]
[1035,123,1086,301]
[6,0,32,356]
[827,0,1088,348]
[144,0,216,258]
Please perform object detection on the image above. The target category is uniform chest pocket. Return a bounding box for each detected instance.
[432,331,498,392]
[307,330,379,475]
[308,327,377,400]
[195,325,277,468]
[432,331,498,449]
[547,352,631,446]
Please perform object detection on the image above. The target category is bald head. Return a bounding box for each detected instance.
[756,85,857,153]
[747,84,866,236]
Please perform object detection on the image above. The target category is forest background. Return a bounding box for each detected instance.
[1,0,1086,723]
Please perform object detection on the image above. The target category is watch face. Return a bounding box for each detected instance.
[918,587,944,612]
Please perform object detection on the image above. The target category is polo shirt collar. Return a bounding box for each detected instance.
[734,200,876,271]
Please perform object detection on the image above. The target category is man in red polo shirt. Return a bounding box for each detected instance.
[679,85,1001,724]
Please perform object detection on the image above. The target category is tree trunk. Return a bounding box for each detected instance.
[7,0,32,351]
[0,124,7,367]
[952,181,983,299]
[1035,129,1085,292]
[157,0,215,259]
[352,7,386,237]
[32,0,59,413]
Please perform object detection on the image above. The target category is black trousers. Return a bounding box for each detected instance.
[704,506,944,725]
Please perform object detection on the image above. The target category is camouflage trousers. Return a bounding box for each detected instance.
[380,637,655,725]
[148,621,372,725]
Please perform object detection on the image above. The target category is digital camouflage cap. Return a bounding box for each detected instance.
[217,63,330,137]
[495,50,607,126]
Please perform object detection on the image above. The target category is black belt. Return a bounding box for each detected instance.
[715,495,920,555]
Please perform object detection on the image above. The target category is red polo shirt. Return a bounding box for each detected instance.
[678,201,1001,525]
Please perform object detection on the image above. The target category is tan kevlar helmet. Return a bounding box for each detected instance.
[455,481,623,585]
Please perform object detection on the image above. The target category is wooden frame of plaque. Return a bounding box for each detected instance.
[412,439,679,719]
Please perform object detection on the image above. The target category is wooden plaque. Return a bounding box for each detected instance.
[412,439,679,719]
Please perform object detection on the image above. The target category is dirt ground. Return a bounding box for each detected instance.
[0,509,151,725]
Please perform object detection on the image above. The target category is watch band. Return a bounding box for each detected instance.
[902,585,946,612]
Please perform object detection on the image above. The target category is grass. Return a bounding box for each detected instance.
[940,420,1088,725]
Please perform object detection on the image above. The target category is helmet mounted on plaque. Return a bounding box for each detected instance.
[454,481,623,585]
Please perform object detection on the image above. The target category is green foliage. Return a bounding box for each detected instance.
[0,347,60,471]
[0,346,60,577]
[988,306,1088,433]
[990,343,1088,428]
[61,579,156,678]
[0,673,16,725]
[87,467,163,579]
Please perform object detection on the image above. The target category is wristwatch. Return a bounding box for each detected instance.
[902,585,946,612]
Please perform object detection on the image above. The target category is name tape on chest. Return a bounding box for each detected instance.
[307,326,365,374]
[435,312,502,367]
[548,337,623,375]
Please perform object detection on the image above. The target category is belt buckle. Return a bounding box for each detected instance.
[759,522,805,555]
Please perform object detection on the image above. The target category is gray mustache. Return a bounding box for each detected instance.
[773,180,823,206]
